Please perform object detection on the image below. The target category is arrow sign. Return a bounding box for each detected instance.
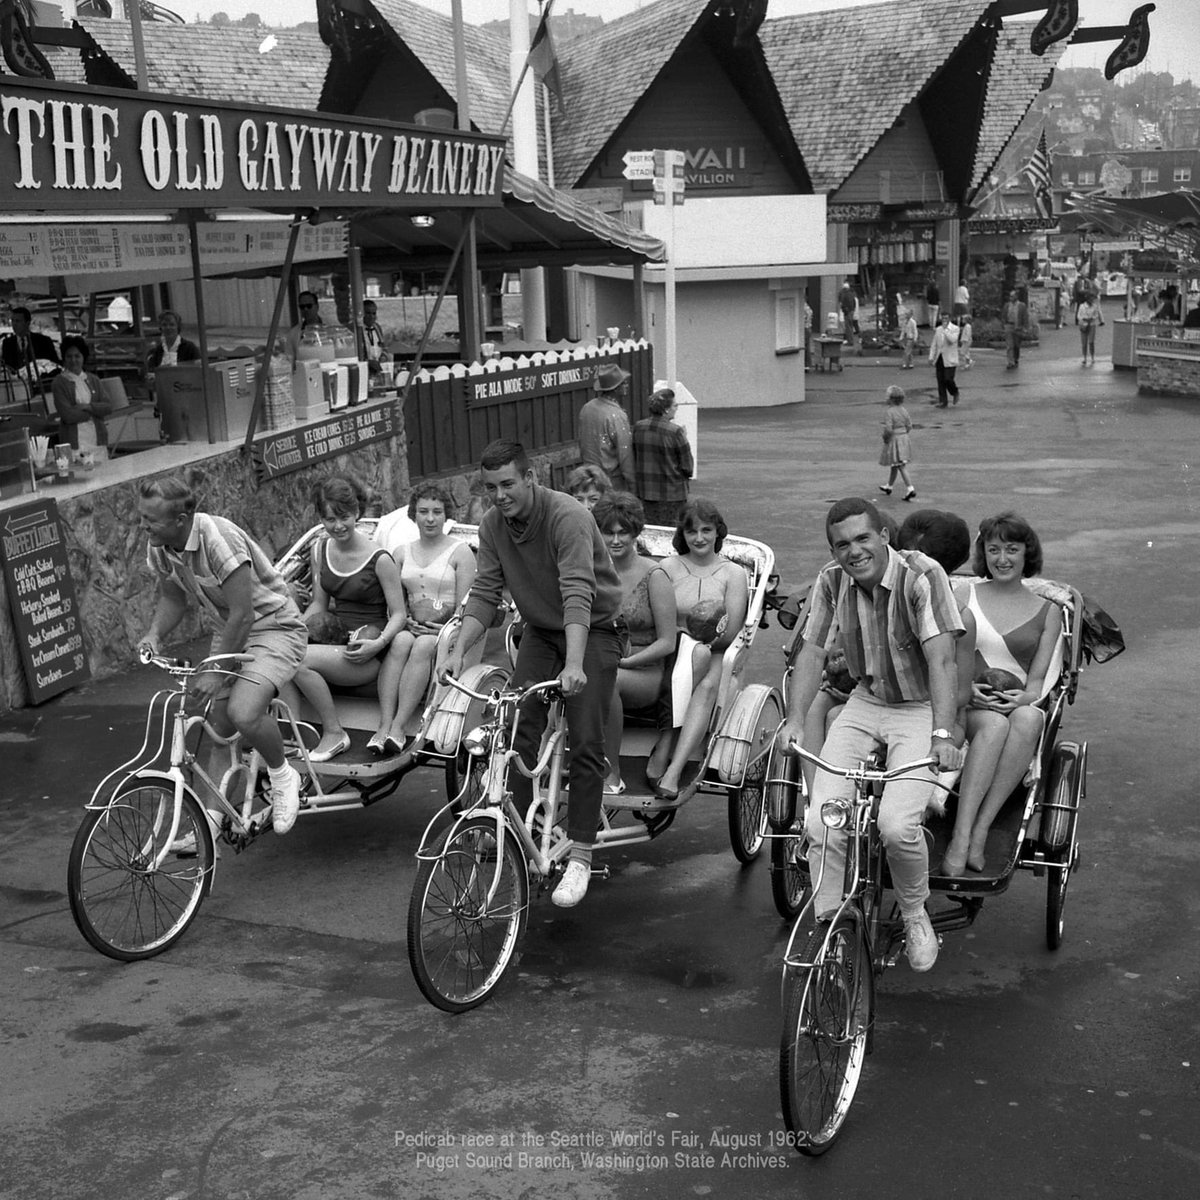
[622,150,656,181]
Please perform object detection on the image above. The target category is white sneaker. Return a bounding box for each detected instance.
[903,908,938,972]
[271,765,302,834]
[551,860,590,908]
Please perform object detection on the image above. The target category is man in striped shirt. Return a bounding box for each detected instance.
[778,498,964,972]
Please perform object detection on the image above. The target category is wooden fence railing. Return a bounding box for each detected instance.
[402,340,654,480]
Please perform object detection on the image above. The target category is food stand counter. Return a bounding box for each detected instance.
[1112,319,1180,369]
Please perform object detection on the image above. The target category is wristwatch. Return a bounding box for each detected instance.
[931,728,954,741]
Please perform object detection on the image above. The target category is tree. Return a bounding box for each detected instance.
[210,12,230,26]
[239,12,262,26]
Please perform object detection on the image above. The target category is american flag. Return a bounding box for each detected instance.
[1024,129,1054,220]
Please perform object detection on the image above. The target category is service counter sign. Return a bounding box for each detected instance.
[252,401,398,485]
[0,79,505,212]
[1,498,89,704]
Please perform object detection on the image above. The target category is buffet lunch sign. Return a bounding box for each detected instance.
[0,79,506,212]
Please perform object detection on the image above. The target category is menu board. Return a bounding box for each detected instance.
[252,401,398,484]
[1,498,90,704]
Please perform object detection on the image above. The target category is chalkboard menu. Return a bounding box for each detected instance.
[252,401,398,485]
[0,498,90,703]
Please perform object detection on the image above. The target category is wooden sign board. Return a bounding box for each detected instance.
[458,360,604,409]
[252,401,398,484]
[0,498,90,703]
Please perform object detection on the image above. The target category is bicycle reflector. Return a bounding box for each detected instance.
[821,798,852,829]
[463,726,491,757]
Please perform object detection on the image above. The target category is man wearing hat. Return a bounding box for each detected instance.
[578,363,636,492]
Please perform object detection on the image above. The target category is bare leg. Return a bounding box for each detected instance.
[657,644,717,795]
[966,706,1044,864]
[384,635,438,742]
[604,688,625,790]
[225,676,287,768]
[943,709,1009,873]
[374,631,415,738]
[896,465,913,491]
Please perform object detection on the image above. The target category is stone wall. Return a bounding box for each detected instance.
[1137,344,1200,398]
[0,437,580,710]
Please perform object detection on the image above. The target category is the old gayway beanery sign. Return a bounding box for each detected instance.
[0,79,506,212]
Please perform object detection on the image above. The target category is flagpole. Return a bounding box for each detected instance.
[511,0,547,343]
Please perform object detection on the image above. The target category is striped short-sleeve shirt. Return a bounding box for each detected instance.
[803,547,964,704]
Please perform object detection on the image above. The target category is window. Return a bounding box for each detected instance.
[1061,172,1071,185]
[1078,171,1096,185]
[1142,167,1159,183]
[1173,167,1191,182]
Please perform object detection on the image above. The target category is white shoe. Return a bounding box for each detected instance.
[309,731,351,763]
[903,908,938,972]
[271,765,302,834]
[551,860,591,908]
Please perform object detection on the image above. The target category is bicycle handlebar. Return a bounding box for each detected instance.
[787,739,938,781]
[138,647,256,676]
[439,672,562,705]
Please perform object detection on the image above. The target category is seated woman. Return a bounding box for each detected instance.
[941,512,1061,876]
[374,483,476,754]
[565,463,611,512]
[285,475,408,762]
[592,493,677,794]
[648,499,749,800]
[52,336,112,454]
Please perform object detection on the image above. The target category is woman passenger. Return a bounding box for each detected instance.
[648,499,748,800]
[565,463,612,512]
[592,493,677,794]
[941,512,1061,876]
[285,476,408,762]
[373,483,476,754]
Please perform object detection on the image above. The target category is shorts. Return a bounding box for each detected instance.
[211,610,307,696]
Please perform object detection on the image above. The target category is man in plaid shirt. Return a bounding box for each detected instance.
[632,387,693,526]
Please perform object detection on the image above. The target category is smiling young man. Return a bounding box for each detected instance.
[777,497,964,971]
[442,440,624,907]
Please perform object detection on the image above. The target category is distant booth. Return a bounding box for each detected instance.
[0,76,663,709]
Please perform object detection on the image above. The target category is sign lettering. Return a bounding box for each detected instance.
[252,401,398,484]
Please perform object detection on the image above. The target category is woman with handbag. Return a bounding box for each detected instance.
[1077,294,1104,366]
[877,385,916,501]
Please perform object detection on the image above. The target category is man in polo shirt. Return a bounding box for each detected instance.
[578,363,636,492]
[777,497,964,972]
[137,475,307,835]
[442,439,624,908]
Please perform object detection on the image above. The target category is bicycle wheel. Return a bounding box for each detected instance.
[68,782,214,961]
[728,750,768,864]
[407,816,529,1013]
[779,915,872,1155]
[770,829,811,921]
[446,752,488,812]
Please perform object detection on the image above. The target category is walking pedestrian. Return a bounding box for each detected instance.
[928,314,960,407]
[878,385,916,501]
[925,272,941,330]
[1077,293,1104,366]
[632,386,693,526]
[1002,290,1029,369]
[839,280,858,350]
[899,308,918,369]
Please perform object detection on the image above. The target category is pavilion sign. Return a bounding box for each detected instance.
[0,79,506,213]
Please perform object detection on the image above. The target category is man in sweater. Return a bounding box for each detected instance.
[442,439,624,907]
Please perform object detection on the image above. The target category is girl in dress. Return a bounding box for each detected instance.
[941,513,1061,876]
[592,493,677,794]
[877,385,916,501]
[288,476,408,762]
[373,483,476,754]
[648,500,748,800]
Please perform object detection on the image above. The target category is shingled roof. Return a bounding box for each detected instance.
[551,0,712,188]
[73,16,328,106]
[970,20,1066,197]
[760,0,993,194]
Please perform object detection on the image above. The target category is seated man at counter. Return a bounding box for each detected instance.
[360,300,391,375]
[146,311,201,371]
[2,306,61,380]
[287,290,325,366]
[137,475,306,836]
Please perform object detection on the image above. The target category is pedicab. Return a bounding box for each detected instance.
[406,523,783,1012]
[758,574,1122,1153]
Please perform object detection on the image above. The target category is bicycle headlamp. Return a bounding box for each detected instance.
[462,726,491,757]
[821,798,852,830]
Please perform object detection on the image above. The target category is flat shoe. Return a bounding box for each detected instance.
[603,779,626,796]
[878,485,892,495]
[309,731,351,763]
[966,849,987,872]
[652,782,680,801]
[940,848,967,878]
[366,732,388,756]
[385,734,412,757]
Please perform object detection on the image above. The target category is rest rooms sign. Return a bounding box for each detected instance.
[0,79,505,212]
[0,499,90,704]
[252,402,398,484]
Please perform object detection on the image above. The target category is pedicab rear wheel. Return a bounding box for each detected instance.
[770,828,811,921]
[1041,742,1085,951]
[728,750,768,863]
[779,914,872,1155]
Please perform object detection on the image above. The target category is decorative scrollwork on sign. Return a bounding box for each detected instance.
[0,0,54,79]
[1030,0,1079,57]
[1105,4,1155,80]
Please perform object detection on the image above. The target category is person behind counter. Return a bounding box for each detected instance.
[2,306,61,386]
[287,290,325,365]
[146,310,201,370]
[51,336,112,452]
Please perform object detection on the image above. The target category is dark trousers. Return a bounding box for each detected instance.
[511,623,621,846]
[934,358,959,405]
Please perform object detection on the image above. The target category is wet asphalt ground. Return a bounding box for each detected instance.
[1,321,1198,1199]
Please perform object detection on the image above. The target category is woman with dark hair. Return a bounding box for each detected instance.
[51,335,112,451]
[648,499,749,799]
[941,512,1060,875]
[284,475,408,762]
[592,492,677,793]
[373,482,475,753]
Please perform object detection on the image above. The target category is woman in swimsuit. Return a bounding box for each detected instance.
[289,476,408,762]
[373,483,476,754]
[648,499,748,800]
[592,493,677,794]
[941,513,1061,876]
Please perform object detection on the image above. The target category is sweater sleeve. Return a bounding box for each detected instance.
[551,504,598,628]
[461,516,505,628]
